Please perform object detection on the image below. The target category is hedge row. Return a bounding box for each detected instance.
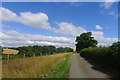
[80,42,120,78]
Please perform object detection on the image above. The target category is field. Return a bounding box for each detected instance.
[2,53,72,78]
[3,49,19,54]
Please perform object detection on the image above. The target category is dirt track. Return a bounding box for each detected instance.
[69,54,110,78]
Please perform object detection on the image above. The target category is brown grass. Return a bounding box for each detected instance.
[3,49,19,55]
[2,53,72,78]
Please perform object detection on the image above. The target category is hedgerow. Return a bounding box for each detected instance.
[80,41,120,78]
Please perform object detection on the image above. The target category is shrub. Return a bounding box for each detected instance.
[80,42,120,77]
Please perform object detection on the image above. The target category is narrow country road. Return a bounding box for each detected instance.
[69,54,109,78]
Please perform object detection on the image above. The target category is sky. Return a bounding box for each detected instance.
[0,2,118,48]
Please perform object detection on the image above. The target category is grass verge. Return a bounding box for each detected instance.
[46,54,73,78]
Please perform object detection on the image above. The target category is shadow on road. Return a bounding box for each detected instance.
[78,53,108,75]
[91,66,105,73]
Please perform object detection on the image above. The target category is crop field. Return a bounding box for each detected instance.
[3,49,19,55]
[2,52,72,78]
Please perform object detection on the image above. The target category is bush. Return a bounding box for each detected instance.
[80,41,120,77]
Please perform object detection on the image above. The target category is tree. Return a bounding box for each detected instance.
[110,41,120,65]
[76,32,98,52]
[110,41,120,55]
[18,46,33,57]
[48,45,56,55]
[64,47,73,52]
[33,45,42,56]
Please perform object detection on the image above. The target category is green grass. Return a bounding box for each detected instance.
[46,54,73,78]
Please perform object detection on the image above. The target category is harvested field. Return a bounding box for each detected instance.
[3,49,19,55]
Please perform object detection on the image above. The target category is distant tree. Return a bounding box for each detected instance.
[18,46,33,57]
[64,47,73,52]
[0,46,3,54]
[17,45,73,57]
[42,46,49,55]
[76,32,98,52]
[48,45,56,55]
[56,47,65,53]
[33,45,42,56]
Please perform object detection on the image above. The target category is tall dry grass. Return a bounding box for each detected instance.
[2,53,71,78]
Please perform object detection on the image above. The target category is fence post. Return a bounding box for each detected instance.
[7,54,9,61]
[41,53,42,56]
[33,53,35,58]
[23,53,25,58]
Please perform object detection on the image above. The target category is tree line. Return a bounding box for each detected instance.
[2,45,73,60]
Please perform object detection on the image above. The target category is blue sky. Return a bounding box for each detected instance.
[1,2,118,48]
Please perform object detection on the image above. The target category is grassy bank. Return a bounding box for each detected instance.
[2,53,72,78]
[47,54,72,78]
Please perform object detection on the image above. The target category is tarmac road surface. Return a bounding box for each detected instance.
[69,54,110,78]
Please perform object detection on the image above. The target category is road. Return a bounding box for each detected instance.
[69,54,109,78]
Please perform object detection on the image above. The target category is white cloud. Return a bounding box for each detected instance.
[0,7,18,22]
[108,11,115,16]
[100,10,117,17]
[103,0,118,2]
[1,7,118,47]
[1,7,52,30]
[19,12,52,30]
[100,0,117,9]
[92,31,118,46]
[1,30,117,48]
[1,30,75,48]
[54,22,87,36]
[95,25,103,30]
[100,2,113,9]
[69,2,83,7]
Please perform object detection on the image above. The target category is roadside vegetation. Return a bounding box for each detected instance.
[47,54,72,78]
[2,53,72,78]
[76,32,119,78]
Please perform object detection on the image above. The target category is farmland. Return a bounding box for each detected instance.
[3,49,19,55]
[2,53,72,78]
[2,45,73,60]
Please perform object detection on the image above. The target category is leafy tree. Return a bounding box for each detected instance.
[33,45,42,56]
[110,41,120,55]
[14,45,73,58]
[56,47,65,53]
[18,46,33,57]
[110,41,120,71]
[48,45,56,55]
[76,32,98,52]
[64,47,73,52]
